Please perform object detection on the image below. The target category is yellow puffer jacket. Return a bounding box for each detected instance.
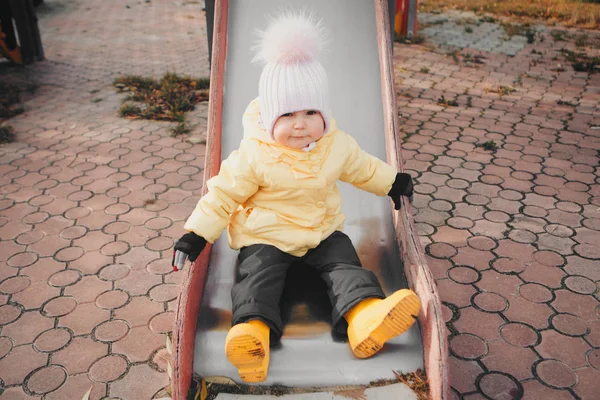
[184,98,397,257]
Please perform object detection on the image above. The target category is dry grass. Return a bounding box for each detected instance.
[437,95,459,107]
[114,72,209,137]
[560,48,600,72]
[420,0,600,29]
[0,81,37,145]
[0,82,27,120]
[0,125,15,144]
[484,85,517,96]
[392,369,430,400]
[200,369,431,400]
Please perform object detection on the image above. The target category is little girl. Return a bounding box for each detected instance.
[173,12,420,383]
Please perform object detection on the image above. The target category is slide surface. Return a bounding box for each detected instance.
[170,1,449,399]
[193,0,422,387]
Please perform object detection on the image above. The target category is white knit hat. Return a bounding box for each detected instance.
[252,11,330,136]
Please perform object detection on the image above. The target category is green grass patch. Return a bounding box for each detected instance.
[486,85,517,96]
[114,72,210,137]
[479,15,496,23]
[498,86,516,95]
[0,81,37,144]
[171,122,192,136]
[462,53,486,65]
[437,95,459,107]
[0,82,28,120]
[466,54,486,65]
[525,29,536,43]
[560,48,600,73]
[0,125,15,144]
[514,73,524,86]
[500,22,536,43]
[557,99,580,107]
[475,140,498,151]
[447,50,460,64]
[550,30,569,41]
[575,33,588,47]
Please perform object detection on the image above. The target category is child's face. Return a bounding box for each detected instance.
[272,110,325,149]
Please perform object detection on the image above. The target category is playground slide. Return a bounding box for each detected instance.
[170,1,448,399]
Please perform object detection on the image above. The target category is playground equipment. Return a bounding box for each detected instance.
[394,0,419,40]
[0,0,43,65]
[171,0,447,399]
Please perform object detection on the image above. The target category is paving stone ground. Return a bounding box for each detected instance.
[0,1,599,399]
[418,10,547,56]
[396,15,600,400]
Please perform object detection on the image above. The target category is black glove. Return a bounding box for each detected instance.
[387,172,414,210]
[172,232,207,271]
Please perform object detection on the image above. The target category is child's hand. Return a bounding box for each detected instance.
[387,172,414,210]
[172,232,207,271]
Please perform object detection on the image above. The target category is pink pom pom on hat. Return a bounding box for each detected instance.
[252,11,330,136]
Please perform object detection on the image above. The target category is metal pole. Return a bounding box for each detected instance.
[405,0,418,40]
[388,0,395,46]
[8,0,44,63]
[205,0,215,70]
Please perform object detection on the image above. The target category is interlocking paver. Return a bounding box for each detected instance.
[112,326,165,363]
[0,344,47,386]
[1,311,53,346]
[449,357,484,394]
[52,336,108,376]
[110,364,169,400]
[454,307,504,341]
[0,335,13,359]
[472,292,508,313]
[113,296,164,329]
[44,373,106,400]
[574,367,600,400]
[450,333,488,360]
[115,269,162,296]
[24,364,68,395]
[520,262,566,289]
[504,295,553,330]
[482,340,537,381]
[553,290,600,321]
[33,327,72,353]
[88,354,129,383]
[537,330,592,369]
[58,302,109,335]
[522,379,573,400]
[0,387,39,399]
[535,359,577,389]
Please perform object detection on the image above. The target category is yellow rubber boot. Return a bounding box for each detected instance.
[345,289,421,359]
[225,319,270,383]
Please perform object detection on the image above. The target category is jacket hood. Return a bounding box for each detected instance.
[242,97,337,146]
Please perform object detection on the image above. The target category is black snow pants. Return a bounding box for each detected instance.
[231,231,386,343]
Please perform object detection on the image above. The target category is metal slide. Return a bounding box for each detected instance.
[170,1,449,399]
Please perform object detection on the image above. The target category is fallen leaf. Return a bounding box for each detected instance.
[81,386,92,400]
